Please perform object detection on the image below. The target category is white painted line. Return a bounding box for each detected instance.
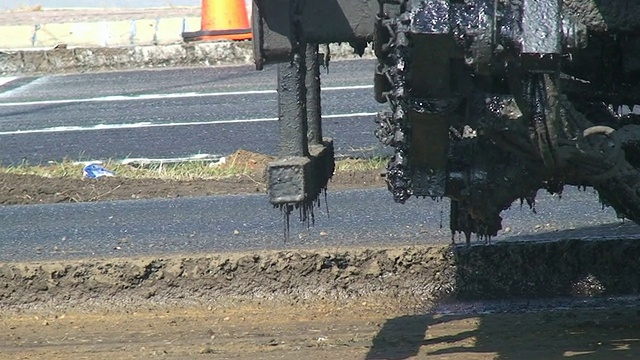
[119,153,223,166]
[71,160,104,166]
[0,77,49,98]
[0,85,374,107]
[71,153,225,167]
[0,77,18,87]
[0,112,378,136]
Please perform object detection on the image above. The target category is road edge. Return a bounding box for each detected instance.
[0,41,375,76]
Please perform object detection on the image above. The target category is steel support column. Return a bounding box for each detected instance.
[265,0,335,234]
[305,43,323,145]
[277,53,309,157]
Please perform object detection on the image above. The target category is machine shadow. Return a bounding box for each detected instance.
[366,222,640,359]
[366,310,640,359]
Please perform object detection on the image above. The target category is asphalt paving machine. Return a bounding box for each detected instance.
[252,0,640,243]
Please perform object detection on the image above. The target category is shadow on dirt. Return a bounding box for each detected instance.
[367,223,640,359]
[366,309,640,359]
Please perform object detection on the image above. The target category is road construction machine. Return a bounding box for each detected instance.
[252,0,640,243]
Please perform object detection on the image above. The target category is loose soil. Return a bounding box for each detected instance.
[0,153,386,205]
[0,169,384,205]
[2,299,638,360]
[1,240,639,359]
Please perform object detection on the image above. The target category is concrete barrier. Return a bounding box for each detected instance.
[0,17,201,49]
[0,41,375,76]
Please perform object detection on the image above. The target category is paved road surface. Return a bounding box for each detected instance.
[0,59,637,266]
[0,60,388,165]
[0,186,634,262]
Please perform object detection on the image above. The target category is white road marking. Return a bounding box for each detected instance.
[119,153,224,166]
[0,112,378,135]
[0,84,374,107]
[72,153,225,167]
[0,77,18,87]
[0,77,49,98]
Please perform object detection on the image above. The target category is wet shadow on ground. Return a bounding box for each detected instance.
[367,224,640,359]
[366,309,640,359]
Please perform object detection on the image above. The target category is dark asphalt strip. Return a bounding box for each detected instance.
[0,187,628,262]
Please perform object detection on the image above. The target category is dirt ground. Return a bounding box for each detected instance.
[0,164,386,205]
[2,155,640,359]
[1,240,639,359]
[1,299,638,360]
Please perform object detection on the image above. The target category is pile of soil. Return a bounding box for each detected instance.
[221,149,275,171]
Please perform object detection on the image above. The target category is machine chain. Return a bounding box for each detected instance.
[374,0,413,204]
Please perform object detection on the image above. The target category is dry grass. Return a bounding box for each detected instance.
[335,157,386,172]
[0,151,386,180]
[1,159,253,181]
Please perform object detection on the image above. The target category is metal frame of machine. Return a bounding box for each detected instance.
[253,0,640,244]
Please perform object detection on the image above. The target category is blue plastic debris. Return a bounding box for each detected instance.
[83,164,115,178]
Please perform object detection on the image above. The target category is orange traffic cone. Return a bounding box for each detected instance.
[183,0,252,42]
